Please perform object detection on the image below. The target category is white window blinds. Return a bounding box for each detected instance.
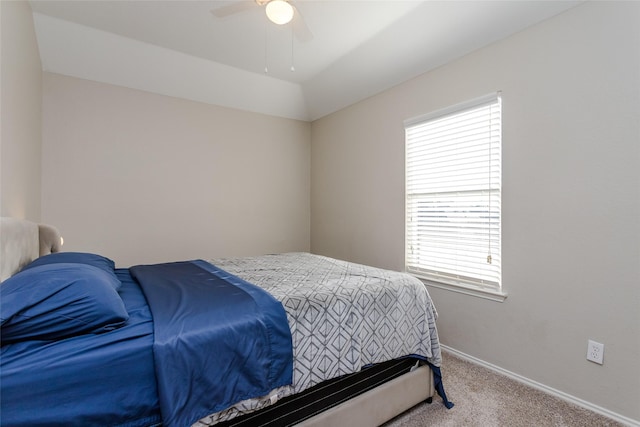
[405,93,501,292]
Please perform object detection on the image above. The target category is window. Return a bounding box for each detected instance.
[405,93,505,301]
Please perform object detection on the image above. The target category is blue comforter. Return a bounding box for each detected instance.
[130,260,293,427]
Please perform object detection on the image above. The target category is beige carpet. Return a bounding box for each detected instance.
[382,350,624,427]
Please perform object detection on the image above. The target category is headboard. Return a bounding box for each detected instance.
[0,217,63,282]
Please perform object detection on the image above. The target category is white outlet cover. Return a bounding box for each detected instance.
[587,340,604,364]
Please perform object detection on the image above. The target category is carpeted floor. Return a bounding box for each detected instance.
[382,350,624,427]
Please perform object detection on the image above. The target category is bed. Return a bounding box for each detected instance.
[0,217,452,427]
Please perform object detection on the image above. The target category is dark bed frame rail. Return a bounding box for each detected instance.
[216,357,432,427]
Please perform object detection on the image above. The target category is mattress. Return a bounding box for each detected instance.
[196,252,443,425]
[1,252,443,426]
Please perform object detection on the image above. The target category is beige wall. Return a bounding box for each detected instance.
[42,73,311,267]
[0,0,42,220]
[311,2,640,423]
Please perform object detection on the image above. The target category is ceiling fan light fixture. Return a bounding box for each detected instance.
[266,0,294,25]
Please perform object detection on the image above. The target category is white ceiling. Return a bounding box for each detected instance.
[29,0,582,121]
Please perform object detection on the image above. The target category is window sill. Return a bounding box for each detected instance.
[416,277,507,303]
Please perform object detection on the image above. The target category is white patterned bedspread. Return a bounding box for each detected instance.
[195,252,442,426]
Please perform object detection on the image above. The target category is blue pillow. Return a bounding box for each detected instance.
[21,252,121,290]
[1,263,129,344]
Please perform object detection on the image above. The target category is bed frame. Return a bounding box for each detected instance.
[0,217,435,426]
[0,217,62,281]
[217,357,434,427]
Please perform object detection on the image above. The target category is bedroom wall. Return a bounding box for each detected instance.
[0,0,42,220]
[311,1,640,424]
[41,73,311,267]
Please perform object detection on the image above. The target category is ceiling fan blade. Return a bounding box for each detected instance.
[210,1,256,18]
[291,2,313,43]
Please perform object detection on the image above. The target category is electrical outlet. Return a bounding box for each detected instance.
[586,340,604,364]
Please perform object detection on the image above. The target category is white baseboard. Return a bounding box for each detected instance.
[441,345,639,427]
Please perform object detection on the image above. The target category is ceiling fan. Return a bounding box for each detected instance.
[211,0,313,42]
